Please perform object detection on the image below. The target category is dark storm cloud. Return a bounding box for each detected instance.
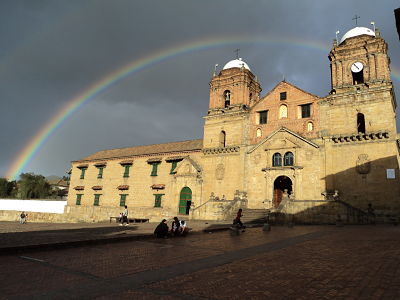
[0,0,399,177]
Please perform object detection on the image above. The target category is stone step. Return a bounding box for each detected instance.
[226,208,268,223]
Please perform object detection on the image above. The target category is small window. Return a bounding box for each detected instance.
[119,194,127,207]
[280,92,287,100]
[93,194,101,206]
[123,165,131,178]
[284,152,294,166]
[97,167,104,179]
[301,104,311,118]
[219,131,226,147]
[256,128,262,138]
[150,162,160,176]
[154,194,164,207]
[272,153,282,167]
[79,168,87,179]
[259,110,268,124]
[76,194,82,205]
[279,105,288,119]
[357,113,366,133]
[224,90,231,107]
[307,122,314,132]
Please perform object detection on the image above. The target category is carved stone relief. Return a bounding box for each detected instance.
[215,163,225,180]
[253,154,261,164]
[306,150,313,161]
[356,154,371,174]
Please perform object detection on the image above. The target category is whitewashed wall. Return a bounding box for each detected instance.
[0,199,67,214]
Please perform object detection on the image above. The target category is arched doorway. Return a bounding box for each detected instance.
[179,187,192,215]
[273,176,292,208]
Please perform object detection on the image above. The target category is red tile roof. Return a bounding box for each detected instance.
[74,139,203,162]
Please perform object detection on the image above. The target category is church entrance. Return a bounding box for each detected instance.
[273,176,292,208]
[179,187,192,215]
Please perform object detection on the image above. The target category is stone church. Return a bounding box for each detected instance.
[66,26,400,223]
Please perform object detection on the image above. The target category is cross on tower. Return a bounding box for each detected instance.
[234,48,240,59]
[352,14,360,25]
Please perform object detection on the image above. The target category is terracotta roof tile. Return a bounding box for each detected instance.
[75,139,203,162]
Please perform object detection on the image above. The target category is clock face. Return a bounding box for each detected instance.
[351,62,364,73]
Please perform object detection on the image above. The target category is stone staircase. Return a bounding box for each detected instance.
[225,208,269,224]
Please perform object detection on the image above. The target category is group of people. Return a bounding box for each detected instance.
[154,216,188,238]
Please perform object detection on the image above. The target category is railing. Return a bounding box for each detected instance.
[336,200,370,224]
[189,190,247,221]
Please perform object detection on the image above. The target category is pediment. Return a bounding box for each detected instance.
[174,156,202,176]
[248,127,319,154]
[264,136,301,150]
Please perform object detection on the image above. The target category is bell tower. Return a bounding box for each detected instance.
[321,26,397,136]
[203,58,261,148]
[329,27,391,94]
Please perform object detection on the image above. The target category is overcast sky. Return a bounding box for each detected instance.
[1,0,399,179]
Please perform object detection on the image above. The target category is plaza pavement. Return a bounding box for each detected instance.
[1,223,400,299]
[0,220,232,253]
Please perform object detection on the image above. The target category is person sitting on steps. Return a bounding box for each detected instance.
[171,216,181,236]
[154,219,169,238]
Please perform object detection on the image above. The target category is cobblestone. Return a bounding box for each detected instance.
[1,225,400,299]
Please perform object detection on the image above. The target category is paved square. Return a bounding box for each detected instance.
[1,225,400,299]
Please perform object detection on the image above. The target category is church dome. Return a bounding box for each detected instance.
[339,27,375,44]
[223,58,251,71]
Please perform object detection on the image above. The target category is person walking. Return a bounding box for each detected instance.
[233,208,244,228]
[120,205,129,226]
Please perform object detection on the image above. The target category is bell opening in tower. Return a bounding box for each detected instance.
[352,70,364,85]
[223,90,231,108]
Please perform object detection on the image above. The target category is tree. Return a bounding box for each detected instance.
[17,173,51,199]
[0,178,8,197]
[0,178,16,198]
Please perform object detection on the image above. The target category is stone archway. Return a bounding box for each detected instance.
[179,187,192,215]
[273,176,292,208]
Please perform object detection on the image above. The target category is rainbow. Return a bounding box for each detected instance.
[5,35,400,180]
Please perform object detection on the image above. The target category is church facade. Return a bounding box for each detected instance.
[66,26,400,223]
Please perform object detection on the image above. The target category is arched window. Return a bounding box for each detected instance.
[357,113,366,134]
[307,122,313,132]
[279,105,288,119]
[256,128,262,138]
[219,131,226,147]
[272,153,282,167]
[284,152,294,166]
[223,90,231,108]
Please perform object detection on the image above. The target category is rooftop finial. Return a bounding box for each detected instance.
[352,14,360,25]
[370,21,376,33]
[213,64,218,76]
[234,48,240,59]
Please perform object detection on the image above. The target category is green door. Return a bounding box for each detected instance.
[179,187,192,214]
